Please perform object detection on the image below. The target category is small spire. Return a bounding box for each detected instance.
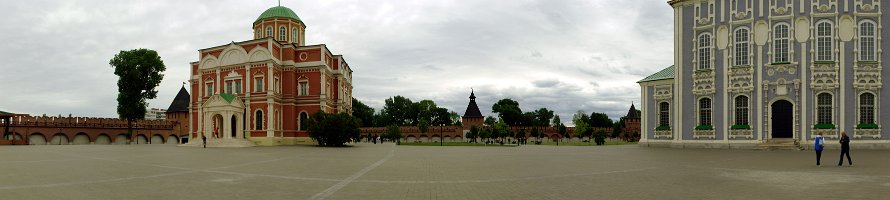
[278,0,281,6]
[469,88,476,99]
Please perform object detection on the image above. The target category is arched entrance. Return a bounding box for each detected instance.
[771,100,793,138]
[213,114,223,138]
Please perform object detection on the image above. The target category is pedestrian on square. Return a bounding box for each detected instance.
[202,135,207,148]
[838,131,853,167]
[814,132,824,167]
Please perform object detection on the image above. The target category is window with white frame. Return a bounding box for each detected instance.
[205,82,214,97]
[299,81,308,96]
[265,27,273,38]
[734,28,750,66]
[699,98,712,125]
[292,28,298,43]
[254,77,265,92]
[256,29,261,39]
[817,93,833,124]
[274,77,280,93]
[860,93,875,124]
[225,79,242,94]
[735,95,749,125]
[659,102,670,126]
[816,21,834,61]
[279,27,286,41]
[698,33,712,70]
[860,20,876,61]
[773,23,790,63]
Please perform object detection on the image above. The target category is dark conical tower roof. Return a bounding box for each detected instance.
[463,90,483,117]
[166,86,191,113]
[625,103,640,119]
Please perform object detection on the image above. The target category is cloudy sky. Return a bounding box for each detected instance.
[0,0,673,123]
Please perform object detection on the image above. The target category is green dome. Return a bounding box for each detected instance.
[255,6,301,24]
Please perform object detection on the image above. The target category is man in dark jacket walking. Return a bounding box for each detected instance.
[838,131,853,167]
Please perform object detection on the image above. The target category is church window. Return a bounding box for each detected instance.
[265,27,273,38]
[699,98,712,126]
[735,95,749,125]
[860,93,875,124]
[254,77,264,92]
[234,80,242,94]
[279,26,287,41]
[299,81,308,96]
[773,23,790,63]
[255,110,264,130]
[205,83,214,97]
[659,102,670,126]
[734,28,749,66]
[275,77,281,93]
[816,21,834,61]
[698,33,712,70]
[225,79,242,94]
[817,93,833,124]
[859,20,876,61]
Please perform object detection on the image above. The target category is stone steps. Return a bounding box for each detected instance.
[755,139,803,150]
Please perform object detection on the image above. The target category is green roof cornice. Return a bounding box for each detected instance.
[638,65,675,83]
[255,6,302,24]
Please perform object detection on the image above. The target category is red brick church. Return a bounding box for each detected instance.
[187,5,354,146]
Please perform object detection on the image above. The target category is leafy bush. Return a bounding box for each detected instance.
[386,124,402,144]
[856,123,878,129]
[594,130,607,145]
[814,123,835,129]
[730,124,750,130]
[306,111,361,147]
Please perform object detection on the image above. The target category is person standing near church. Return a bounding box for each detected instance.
[838,131,853,167]
[814,133,824,166]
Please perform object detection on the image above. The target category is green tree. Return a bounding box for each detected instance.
[418,119,430,142]
[386,124,402,144]
[110,49,166,144]
[612,117,626,138]
[480,127,493,144]
[534,108,555,127]
[467,125,480,143]
[530,127,540,144]
[594,129,607,145]
[449,111,462,126]
[431,107,451,126]
[573,115,591,144]
[557,123,568,143]
[588,112,613,128]
[381,96,416,126]
[491,99,523,126]
[414,99,437,124]
[484,116,497,126]
[552,115,562,127]
[306,111,361,147]
[494,118,510,144]
[352,98,375,127]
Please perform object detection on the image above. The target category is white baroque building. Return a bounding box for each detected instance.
[639,0,887,149]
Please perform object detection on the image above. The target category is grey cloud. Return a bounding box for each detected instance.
[0,0,671,123]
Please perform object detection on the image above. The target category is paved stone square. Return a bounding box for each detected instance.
[1,144,889,200]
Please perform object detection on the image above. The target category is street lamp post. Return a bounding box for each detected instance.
[439,125,443,146]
